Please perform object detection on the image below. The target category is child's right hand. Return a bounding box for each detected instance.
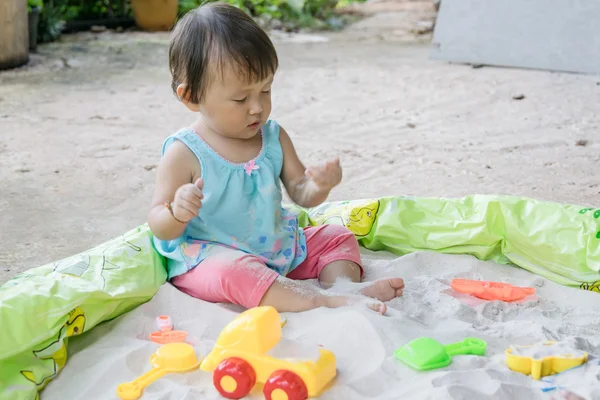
[171,178,204,223]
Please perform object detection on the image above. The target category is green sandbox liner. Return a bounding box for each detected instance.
[1,195,599,399]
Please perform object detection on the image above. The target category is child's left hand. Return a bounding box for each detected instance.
[306,158,342,192]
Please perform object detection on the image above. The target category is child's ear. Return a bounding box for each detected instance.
[176,84,200,112]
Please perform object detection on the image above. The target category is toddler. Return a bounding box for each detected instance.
[148,2,404,314]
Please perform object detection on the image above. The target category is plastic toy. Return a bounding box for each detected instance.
[505,341,588,380]
[156,315,173,330]
[116,342,201,400]
[149,329,188,344]
[450,278,536,302]
[394,337,487,371]
[149,314,188,344]
[200,306,336,400]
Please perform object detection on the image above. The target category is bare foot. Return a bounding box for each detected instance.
[321,294,387,315]
[360,278,405,302]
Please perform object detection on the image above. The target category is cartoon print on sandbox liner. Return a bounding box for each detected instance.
[52,240,142,289]
[580,280,600,293]
[311,199,380,237]
[577,207,600,293]
[20,307,86,400]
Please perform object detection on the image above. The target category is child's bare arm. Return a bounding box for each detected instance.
[279,126,341,208]
[148,141,203,241]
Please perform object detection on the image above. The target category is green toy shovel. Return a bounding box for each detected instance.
[394,337,487,371]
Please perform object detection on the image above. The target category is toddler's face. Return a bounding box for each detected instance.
[199,64,273,139]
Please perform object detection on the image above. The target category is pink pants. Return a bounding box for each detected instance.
[172,224,363,309]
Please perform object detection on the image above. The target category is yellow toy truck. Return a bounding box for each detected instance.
[200,306,337,400]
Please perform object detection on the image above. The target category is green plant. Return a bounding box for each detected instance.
[33,0,362,45]
[179,0,204,15]
[178,0,358,30]
[28,0,44,13]
[36,0,133,44]
[63,0,131,20]
[38,0,68,43]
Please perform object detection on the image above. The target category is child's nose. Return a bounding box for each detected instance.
[249,100,263,115]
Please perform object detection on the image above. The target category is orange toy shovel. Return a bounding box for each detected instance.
[451,279,536,302]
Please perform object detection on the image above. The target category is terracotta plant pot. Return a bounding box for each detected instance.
[0,0,29,70]
[130,0,178,31]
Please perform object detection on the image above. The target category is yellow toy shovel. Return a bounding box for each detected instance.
[117,343,201,400]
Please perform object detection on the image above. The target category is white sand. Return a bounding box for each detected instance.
[42,250,600,400]
[510,341,587,360]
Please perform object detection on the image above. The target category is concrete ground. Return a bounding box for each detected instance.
[1,5,599,284]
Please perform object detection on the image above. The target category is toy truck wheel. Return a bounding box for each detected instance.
[263,370,308,400]
[213,357,256,399]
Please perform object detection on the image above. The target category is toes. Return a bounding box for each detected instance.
[388,278,405,290]
[359,278,405,302]
[366,302,386,314]
[385,278,405,299]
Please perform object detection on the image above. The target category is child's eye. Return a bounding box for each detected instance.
[233,97,247,103]
[261,89,271,94]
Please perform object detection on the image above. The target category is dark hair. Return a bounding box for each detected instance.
[169,2,279,104]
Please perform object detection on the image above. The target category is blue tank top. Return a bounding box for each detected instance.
[153,119,308,280]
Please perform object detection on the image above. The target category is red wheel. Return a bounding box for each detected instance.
[263,370,308,400]
[212,357,256,399]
